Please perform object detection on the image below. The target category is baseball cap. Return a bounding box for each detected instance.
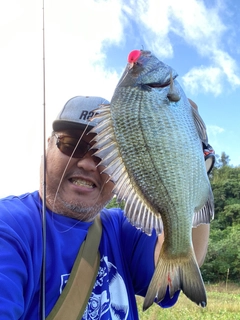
[52,96,109,132]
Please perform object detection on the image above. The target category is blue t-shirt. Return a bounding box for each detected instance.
[0,191,179,319]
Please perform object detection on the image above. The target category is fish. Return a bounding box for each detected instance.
[90,49,214,310]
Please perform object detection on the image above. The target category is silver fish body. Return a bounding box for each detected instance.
[91,50,214,310]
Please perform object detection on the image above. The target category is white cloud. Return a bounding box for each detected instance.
[124,0,226,58]
[0,0,239,197]
[207,125,225,136]
[42,0,127,132]
[0,0,24,25]
[41,0,240,99]
[125,0,240,94]
[168,0,240,93]
[213,50,240,87]
[123,0,174,58]
[169,0,226,47]
[0,0,125,198]
[182,66,223,95]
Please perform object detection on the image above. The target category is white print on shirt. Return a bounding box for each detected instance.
[83,255,129,319]
[60,255,129,319]
[60,273,70,294]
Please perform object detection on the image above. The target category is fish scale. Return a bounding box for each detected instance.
[112,89,203,215]
[91,49,214,310]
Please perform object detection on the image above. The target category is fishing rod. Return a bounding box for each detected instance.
[41,0,47,318]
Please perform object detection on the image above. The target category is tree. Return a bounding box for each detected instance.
[210,165,240,229]
[201,225,240,282]
[201,157,240,282]
[106,196,125,210]
[219,151,231,167]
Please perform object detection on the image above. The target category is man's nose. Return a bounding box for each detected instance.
[76,151,100,171]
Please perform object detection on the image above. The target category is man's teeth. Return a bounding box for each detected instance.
[71,178,94,188]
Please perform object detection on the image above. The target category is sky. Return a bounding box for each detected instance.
[0,0,239,198]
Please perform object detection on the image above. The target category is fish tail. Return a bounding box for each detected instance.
[143,249,207,311]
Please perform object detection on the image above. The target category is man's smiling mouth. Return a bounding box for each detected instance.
[70,178,95,188]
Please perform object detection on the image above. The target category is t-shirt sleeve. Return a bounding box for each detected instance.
[0,194,42,319]
[0,215,30,318]
[121,216,156,295]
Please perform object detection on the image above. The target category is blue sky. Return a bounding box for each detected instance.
[0,0,239,197]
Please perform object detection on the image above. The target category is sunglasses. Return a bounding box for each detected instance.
[54,134,95,159]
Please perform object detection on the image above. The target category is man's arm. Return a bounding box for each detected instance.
[154,224,210,267]
[192,223,210,267]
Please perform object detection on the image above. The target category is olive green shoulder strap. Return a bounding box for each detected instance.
[46,215,102,320]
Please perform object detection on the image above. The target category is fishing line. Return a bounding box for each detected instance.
[41,0,47,318]
[53,127,89,203]
[51,122,110,232]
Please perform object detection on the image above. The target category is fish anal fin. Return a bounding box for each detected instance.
[193,188,214,227]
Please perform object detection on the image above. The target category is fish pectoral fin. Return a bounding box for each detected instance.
[191,103,208,146]
[143,249,207,311]
[193,188,214,227]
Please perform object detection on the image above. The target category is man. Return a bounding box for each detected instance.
[0,96,211,319]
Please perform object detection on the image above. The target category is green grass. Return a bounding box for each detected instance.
[136,283,240,319]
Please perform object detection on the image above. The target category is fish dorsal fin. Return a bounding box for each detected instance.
[90,104,163,235]
[193,188,214,227]
[191,104,208,146]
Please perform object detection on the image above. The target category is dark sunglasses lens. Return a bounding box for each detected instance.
[57,136,90,158]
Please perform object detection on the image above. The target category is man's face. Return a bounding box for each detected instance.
[41,129,114,221]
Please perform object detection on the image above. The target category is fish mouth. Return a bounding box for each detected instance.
[144,72,178,89]
[69,178,96,188]
[146,82,171,88]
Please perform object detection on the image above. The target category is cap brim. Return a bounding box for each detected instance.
[52,120,94,132]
